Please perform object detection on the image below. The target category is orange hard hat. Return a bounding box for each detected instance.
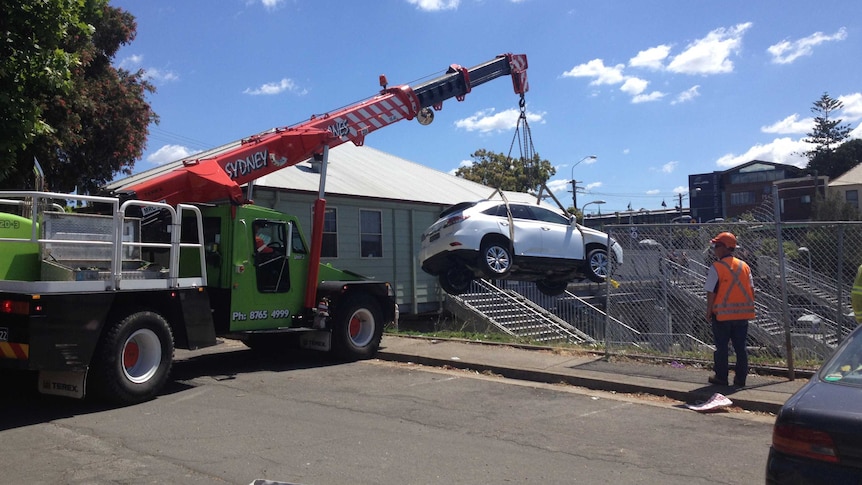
[710,232,737,249]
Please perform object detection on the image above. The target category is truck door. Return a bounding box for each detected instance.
[229,218,309,331]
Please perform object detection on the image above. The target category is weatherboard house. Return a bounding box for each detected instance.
[111,142,536,317]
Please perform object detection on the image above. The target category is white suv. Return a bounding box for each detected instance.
[420,199,623,296]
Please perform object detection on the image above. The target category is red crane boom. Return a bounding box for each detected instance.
[120,53,528,206]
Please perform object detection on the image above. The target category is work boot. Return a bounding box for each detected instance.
[708,375,729,386]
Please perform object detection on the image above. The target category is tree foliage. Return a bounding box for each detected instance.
[804,92,855,179]
[0,0,92,178]
[811,190,861,221]
[0,1,156,193]
[455,149,556,194]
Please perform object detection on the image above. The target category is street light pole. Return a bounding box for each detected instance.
[570,155,597,211]
[581,200,606,224]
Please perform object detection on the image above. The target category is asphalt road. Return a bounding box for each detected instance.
[1,343,773,484]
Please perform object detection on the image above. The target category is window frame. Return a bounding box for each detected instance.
[359,209,383,259]
[321,207,338,258]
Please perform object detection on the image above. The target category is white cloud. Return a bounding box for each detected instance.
[407,0,459,11]
[547,178,570,194]
[667,22,752,75]
[629,45,671,70]
[454,107,544,133]
[620,77,648,96]
[839,92,862,121]
[760,114,812,135]
[147,144,197,165]
[117,56,178,84]
[243,78,307,96]
[562,59,626,85]
[646,189,660,195]
[768,27,847,64]
[260,0,283,9]
[671,85,700,105]
[118,55,143,70]
[662,161,679,174]
[143,68,179,83]
[715,137,811,169]
[448,159,473,175]
[632,91,666,103]
[584,181,602,191]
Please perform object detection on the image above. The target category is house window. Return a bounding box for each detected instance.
[847,190,859,209]
[360,210,382,258]
[321,207,337,258]
[730,191,755,206]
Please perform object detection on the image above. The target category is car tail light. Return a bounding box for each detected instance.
[443,214,468,228]
[772,424,839,463]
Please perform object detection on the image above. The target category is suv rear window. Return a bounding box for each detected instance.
[438,201,477,218]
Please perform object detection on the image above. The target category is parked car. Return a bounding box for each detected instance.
[766,324,862,484]
[419,199,623,296]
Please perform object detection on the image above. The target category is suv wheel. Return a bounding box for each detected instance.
[586,247,610,283]
[439,267,473,295]
[536,279,569,296]
[479,239,512,277]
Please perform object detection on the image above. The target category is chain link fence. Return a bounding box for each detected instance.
[601,221,862,371]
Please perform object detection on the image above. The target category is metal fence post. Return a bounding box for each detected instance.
[773,185,795,380]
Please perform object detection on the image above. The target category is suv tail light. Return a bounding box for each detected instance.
[772,423,839,463]
[443,214,468,228]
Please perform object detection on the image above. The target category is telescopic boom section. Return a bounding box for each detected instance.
[119,54,528,206]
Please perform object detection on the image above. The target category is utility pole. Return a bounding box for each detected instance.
[571,179,580,211]
[569,155,596,212]
[678,193,683,214]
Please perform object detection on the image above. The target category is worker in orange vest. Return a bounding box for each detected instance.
[704,231,755,388]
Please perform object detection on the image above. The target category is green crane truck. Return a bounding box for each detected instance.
[0,53,529,404]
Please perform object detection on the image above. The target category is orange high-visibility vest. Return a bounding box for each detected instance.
[712,257,755,321]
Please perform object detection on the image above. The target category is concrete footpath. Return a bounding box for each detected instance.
[377,335,811,414]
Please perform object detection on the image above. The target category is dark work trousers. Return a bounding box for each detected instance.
[712,319,749,385]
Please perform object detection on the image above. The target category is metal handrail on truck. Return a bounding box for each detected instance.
[0,190,207,292]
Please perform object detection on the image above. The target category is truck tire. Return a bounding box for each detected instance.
[331,294,383,361]
[89,311,174,404]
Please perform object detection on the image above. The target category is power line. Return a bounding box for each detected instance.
[147,127,213,150]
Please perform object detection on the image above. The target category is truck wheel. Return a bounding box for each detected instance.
[331,295,383,361]
[89,311,174,404]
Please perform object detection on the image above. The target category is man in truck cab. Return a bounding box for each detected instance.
[254,222,276,255]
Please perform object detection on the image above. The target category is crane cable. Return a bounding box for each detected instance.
[505,95,538,193]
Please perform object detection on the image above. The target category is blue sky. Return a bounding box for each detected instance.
[110,0,862,215]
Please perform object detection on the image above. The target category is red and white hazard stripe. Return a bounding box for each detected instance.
[0,342,29,360]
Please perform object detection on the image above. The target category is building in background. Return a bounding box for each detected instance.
[829,163,862,210]
[690,160,826,222]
